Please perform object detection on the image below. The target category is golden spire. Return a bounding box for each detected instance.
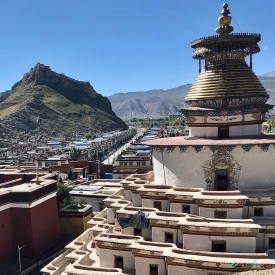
[216,2,234,35]
[35,170,40,183]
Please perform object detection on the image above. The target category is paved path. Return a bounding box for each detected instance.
[103,130,145,165]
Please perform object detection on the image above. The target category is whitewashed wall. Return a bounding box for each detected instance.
[256,232,275,253]
[121,227,152,240]
[264,233,275,252]
[189,124,261,138]
[142,199,169,211]
[153,146,275,190]
[189,127,218,138]
[98,248,135,271]
[132,193,142,207]
[183,234,256,253]
[124,190,132,201]
[256,233,265,252]
[199,207,243,219]
[152,227,182,245]
[107,208,115,223]
[244,206,275,218]
[170,203,198,215]
[135,257,166,275]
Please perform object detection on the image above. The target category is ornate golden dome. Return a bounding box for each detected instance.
[185,59,268,107]
[184,3,269,108]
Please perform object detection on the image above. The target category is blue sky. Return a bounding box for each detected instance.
[0,0,274,96]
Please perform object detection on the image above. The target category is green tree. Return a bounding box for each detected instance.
[57,178,76,209]
[85,130,97,140]
[70,147,82,161]
[131,128,137,135]
[77,198,87,206]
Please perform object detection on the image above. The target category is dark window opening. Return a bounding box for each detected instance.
[219,127,229,139]
[153,201,161,211]
[150,264,158,275]
[269,238,275,249]
[215,170,229,191]
[212,241,226,252]
[134,228,142,236]
[165,232,174,243]
[254,208,263,216]
[214,211,227,219]
[182,205,191,214]
[114,256,124,269]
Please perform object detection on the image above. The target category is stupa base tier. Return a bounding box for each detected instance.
[188,123,263,138]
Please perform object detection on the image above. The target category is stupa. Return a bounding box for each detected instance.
[183,2,272,139]
[144,3,275,192]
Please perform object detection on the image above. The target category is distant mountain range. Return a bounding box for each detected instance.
[0,63,127,136]
[108,71,275,119]
[108,85,191,119]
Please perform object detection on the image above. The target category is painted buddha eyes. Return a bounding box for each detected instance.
[209,116,239,122]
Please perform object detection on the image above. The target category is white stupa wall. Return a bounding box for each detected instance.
[98,248,135,270]
[183,234,256,253]
[135,257,166,275]
[189,124,262,138]
[153,146,275,189]
[199,207,243,219]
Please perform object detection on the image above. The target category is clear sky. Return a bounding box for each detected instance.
[0,0,274,96]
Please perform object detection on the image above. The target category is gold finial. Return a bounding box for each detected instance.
[36,170,40,183]
[216,2,234,35]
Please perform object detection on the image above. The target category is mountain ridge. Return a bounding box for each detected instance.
[0,63,127,135]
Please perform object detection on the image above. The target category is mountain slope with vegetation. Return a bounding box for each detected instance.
[0,63,127,135]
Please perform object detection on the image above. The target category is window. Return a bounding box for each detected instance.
[182,205,191,214]
[269,238,275,249]
[119,162,123,165]
[129,162,133,165]
[212,241,226,252]
[165,232,174,243]
[123,162,127,166]
[150,264,158,275]
[218,127,229,139]
[254,208,263,216]
[134,228,142,236]
[153,201,161,211]
[114,256,123,269]
[142,162,146,165]
[137,162,140,166]
[214,211,227,219]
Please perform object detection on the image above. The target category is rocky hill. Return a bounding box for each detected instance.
[109,72,275,119]
[0,63,127,135]
[108,84,192,119]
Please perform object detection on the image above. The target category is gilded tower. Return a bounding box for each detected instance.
[182,3,272,138]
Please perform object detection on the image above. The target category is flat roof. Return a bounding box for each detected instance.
[71,186,102,192]
[143,135,275,146]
